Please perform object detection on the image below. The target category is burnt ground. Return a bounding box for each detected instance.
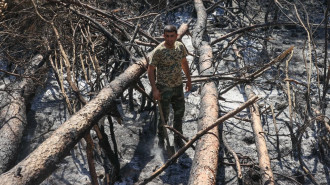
[10,2,330,184]
[15,24,330,185]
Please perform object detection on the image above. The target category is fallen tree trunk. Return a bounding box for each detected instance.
[244,85,274,185]
[0,95,26,174]
[188,0,220,184]
[0,58,148,185]
[0,54,44,174]
[139,96,259,185]
[177,23,190,41]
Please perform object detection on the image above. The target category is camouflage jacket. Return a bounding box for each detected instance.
[149,41,187,87]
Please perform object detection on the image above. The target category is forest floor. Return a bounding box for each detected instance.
[110,31,330,185]
[10,2,329,184]
[16,23,330,184]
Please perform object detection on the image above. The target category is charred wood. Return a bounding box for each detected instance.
[244,85,275,185]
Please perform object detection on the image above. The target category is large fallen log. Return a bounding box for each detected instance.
[177,23,190,41]
[0,95,26,173]
[188,0,220,184]
[0,54,44,174]
[244,85,274,185]
[0,58,148,185]
[139,96,259,185]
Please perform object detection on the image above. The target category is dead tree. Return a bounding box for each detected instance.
[0,57,148,185]
[0,55,44,174]
[244,85,275,185]
[0,95,26,174]
[188,0,220,184]
[139,96,259,185]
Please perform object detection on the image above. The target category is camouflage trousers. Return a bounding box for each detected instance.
[157,84,185,140]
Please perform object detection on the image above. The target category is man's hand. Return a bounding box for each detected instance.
[152,88,161,100]
[185,80,192,92]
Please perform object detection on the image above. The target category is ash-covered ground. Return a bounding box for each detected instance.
[9,2,329,185]
[15,26,330,184]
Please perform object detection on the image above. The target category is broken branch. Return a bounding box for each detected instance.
[138,95,258,185]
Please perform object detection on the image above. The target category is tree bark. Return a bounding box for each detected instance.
[244,85,275,185]
[0,54,43,174]
[0,95,26,174]
[0,58,148,185]
[188,0,220,184]
[139,96,258,185]
[177,23,190,41]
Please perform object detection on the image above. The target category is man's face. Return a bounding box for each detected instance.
[163,31,177,48]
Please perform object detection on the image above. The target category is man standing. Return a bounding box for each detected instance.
[148,25,192,148]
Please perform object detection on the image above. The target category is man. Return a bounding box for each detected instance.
[148,25,192,148]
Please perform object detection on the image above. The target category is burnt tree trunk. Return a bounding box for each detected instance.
[0,58,148,185]
[245,85,275,185]
[0,54,44,174]
[188,0,220,184]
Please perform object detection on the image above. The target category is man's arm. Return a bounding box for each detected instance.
[181,57,192,92]
[147,64,161,100]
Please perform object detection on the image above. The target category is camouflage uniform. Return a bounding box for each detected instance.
[150,41,187,140]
